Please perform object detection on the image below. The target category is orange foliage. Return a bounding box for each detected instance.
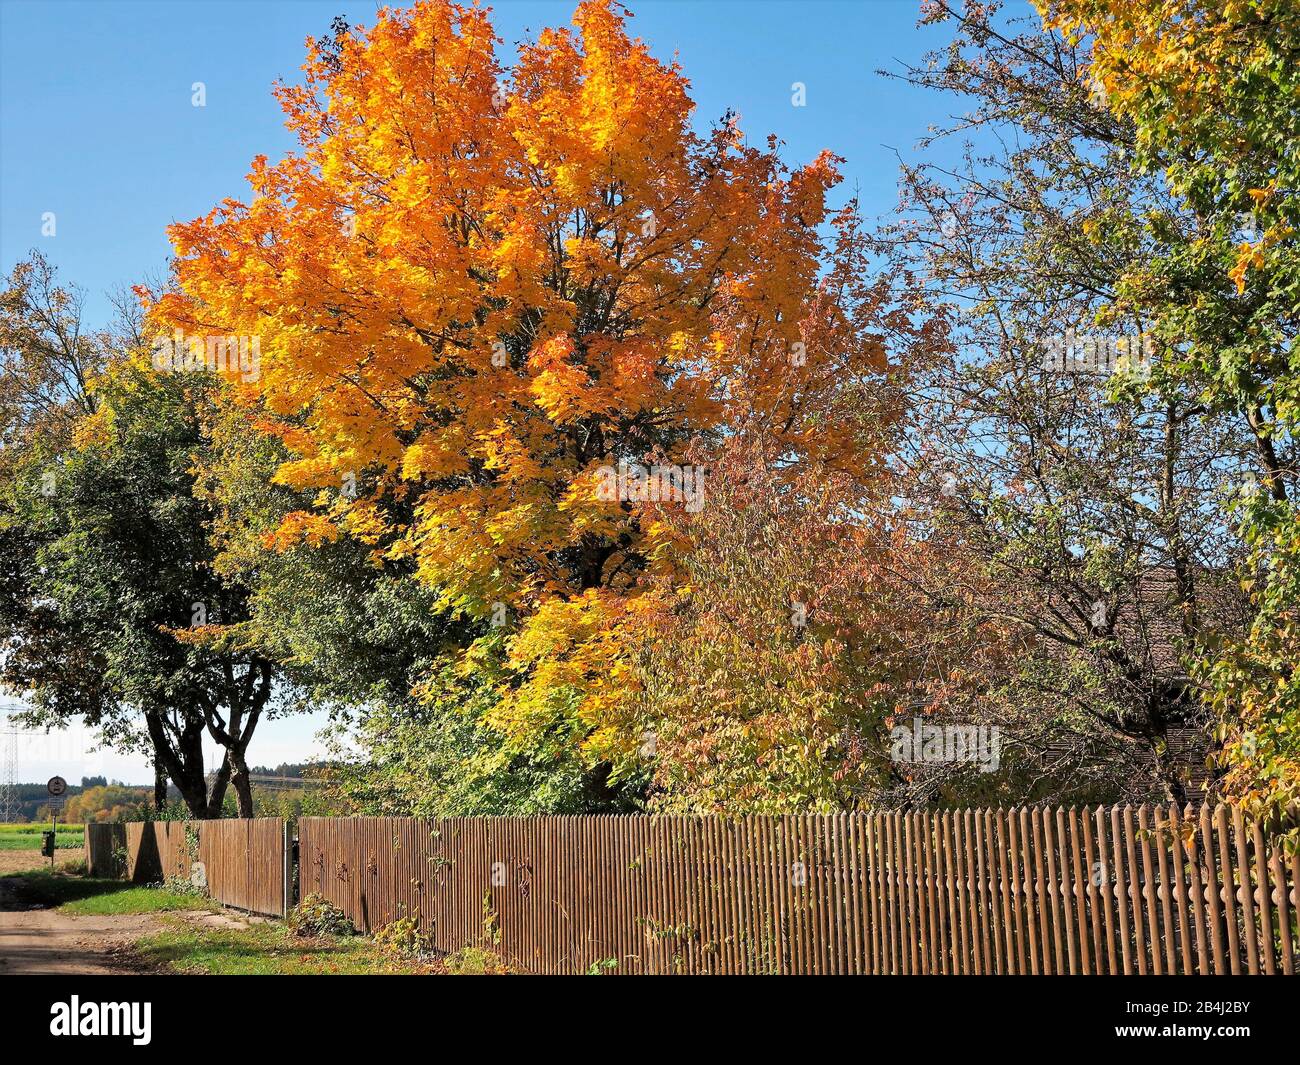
[152,0,926,765]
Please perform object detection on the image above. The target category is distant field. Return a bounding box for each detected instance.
[0,823,84,851]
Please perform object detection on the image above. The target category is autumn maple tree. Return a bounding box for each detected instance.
[153,0,921,786]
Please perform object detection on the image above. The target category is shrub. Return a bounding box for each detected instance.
[438,945,512,975]
[159,875,208,898]
[289,893,355,937]
[373,914,429,959]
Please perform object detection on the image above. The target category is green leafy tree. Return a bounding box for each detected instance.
[1040,0,1300,827]
[0,312,287,817]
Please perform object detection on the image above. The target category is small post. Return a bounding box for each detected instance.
[45,776,67,871]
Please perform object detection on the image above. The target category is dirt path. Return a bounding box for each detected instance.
[0,877,158,975]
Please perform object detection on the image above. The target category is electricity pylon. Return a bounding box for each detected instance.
[0,698,39,823]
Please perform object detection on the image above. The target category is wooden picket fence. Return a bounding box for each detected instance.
[82,821,125,877]
[86,818,290,917]
[299,806,1298,975]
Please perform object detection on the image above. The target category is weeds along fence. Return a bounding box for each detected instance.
[300,807,1299,975]
[85,818,290,917]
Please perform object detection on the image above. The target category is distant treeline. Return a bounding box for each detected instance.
[6,778,125,821]
[9,766,336,822]
[247,763,319,779]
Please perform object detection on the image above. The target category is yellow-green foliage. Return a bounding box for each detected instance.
[288,893,355,938]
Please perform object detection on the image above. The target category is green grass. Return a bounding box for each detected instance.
[3,869,212,914]
[134,921,437,975]
[0,823,84,851]
[1,868,495,974]
[61,884,212,916]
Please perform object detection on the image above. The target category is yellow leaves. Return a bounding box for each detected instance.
[508,589,601,661]
[1228,223,1295,294]
[1230,242,1264,294]
[342,500,393,548]
[526,334,590,424]
[265,510,340,550]
[484,586,646,762]
[273,455,341,491]
[562,235,619,288]
[400,430,468,482]
[557,472,626,546]
[1041,1,1299,304]
[489,214,549,304]
[1039,1,1207,119]
[1248,186,1275,209]
[70,408,113,450]
[477,425,547,487]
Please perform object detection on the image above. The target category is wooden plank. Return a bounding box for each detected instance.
[1232,804,1261,974]
[1083,808,1111,974]
[1056,807,1080,974]
[1166,805,1194,976]
[904,811,921,974]
[1270,835,1294,976]
[1109,805,1133,974]
[883,812,898,973]
[1008,808,1032,974]
[1122,806,1148,974]
[995,810,1017,974]
[974,810,993,974]
[1031,807,1053,973]
[1250,819,1276,975]
[1136,806,1162,975]
[915,812,934,974]
[864,812,881,973]
[1041,807,1066,973]
[1214,805,1242,974]
[950,809,971,974]
[1152,806,1177,974]
[1199,805,1227,974]
[892,811,908,974]
[983,809,1006,975]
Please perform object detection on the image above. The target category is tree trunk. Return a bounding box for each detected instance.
[1153,740,1190,806]
[205,752,232,819]
[1147,680,1199,806]
[229,749,254,818]
[145,710,210,818]
[153,761,168,811]
[202,664,270,818]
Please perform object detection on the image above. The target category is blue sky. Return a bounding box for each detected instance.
[0,0,1011,783]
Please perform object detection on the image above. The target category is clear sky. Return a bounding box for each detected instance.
[0,0,1018,784]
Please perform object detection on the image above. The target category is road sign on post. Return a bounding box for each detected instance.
[46,776,66,870]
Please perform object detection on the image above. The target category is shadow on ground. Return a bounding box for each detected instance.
[0,871,136,911]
